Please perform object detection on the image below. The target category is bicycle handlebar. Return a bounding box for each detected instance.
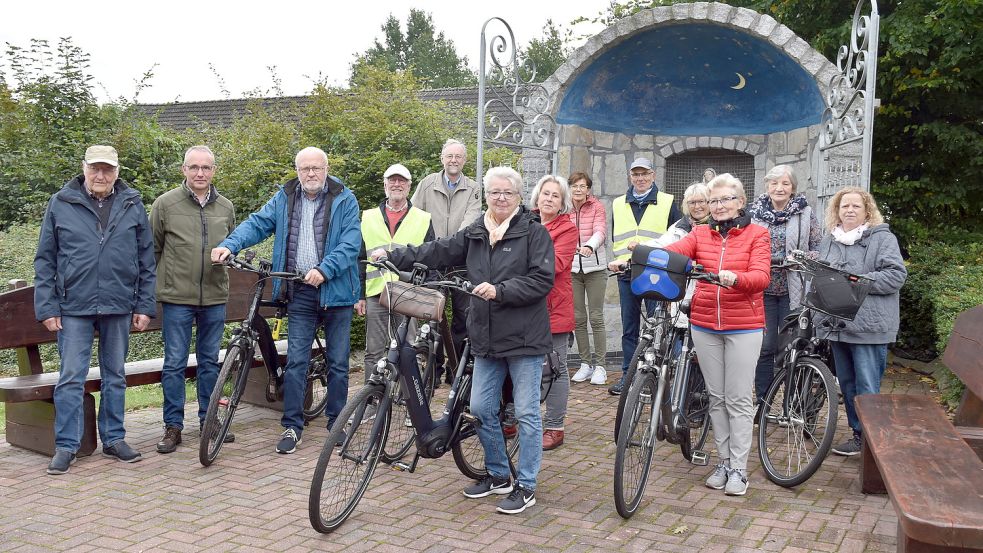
[219,253,305,281]
[365,258,476,295]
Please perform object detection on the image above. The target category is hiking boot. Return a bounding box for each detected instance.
[608,377,624,396]
[832,434,862,456]
[275,428,302,454]
[725,468,749,496]
[571,363,594,383]
[542,429,564,451]
[462,475,513,498]
[502,423,517,439]
[199,422,235,444]
[705,463,729,489]
[496,484,536,514]
[590,366,608,385]
[103,441,142,463]
[156,425,182,454]
[46,450,76,475]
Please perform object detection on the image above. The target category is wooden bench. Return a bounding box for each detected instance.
[856,304,983,552]
[0,269,290,457]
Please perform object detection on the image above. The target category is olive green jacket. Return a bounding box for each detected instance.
[150,183,236,306]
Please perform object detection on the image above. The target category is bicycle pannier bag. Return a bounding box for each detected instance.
[629,245,693,302]
[805,264,872,321]
[379,280,447,322]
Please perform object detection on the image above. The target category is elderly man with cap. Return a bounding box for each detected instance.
[35,145,157,474]
[356,163,435,380]
[606,157,682,395]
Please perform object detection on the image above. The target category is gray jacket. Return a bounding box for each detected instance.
[411,170,482,239]
[816,224,907,344]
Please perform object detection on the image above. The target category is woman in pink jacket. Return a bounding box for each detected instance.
[567,172,609,386]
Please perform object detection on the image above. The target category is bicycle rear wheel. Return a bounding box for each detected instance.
[199,341,248,467]
[757,357,838,487]
[614,371,659,519]
[303,337,328,421]
[309,383,389,534]
[613,341,647,442]
[380,345,437,463]
[451,373,520,480]
[680,359,711,461]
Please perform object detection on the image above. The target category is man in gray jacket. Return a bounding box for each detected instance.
[150,145,236,454]
[411,139,482,371]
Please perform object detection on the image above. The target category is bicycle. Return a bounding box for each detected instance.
[309,260,518,534]
[612,259,720,519]
[756,250,869,487]
[198,251,328,467]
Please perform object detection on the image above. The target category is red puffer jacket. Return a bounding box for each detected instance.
[542,213,578,333]
[664,216,770,330]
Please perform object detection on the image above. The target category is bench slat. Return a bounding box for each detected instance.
[856,393,983,548]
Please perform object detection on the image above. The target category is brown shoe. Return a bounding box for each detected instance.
[542,429,564,451]
[156,425,182,454]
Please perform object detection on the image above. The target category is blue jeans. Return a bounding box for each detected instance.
[53,314,131,452]
[284,285,353,435]
[830,341,888,436]
[161,303,227,429]
[472,354,544,490]
[618,277,657,374]
[754,293,791,403]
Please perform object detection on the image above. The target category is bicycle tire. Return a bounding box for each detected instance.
[199,341,248,467]
[679,359,711,461]
[309,383,389,534]
[613,341,647,442]
[380,343,438,463]
[757,357,838,488]
[451,373,520,481]
[613,371,659,519]
[303,338,329,421]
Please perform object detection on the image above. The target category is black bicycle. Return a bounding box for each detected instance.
[199,251,329,466]
[756,250,868,487]
[309,260,517,533]
[613,263,720,519]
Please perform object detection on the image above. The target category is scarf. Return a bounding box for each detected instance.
[748,193,808,225]
[711,209,750,237]
[484,206,521,247]
[832,224,868,245]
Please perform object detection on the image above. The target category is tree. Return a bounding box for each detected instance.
[519,20,569,83]
[351,9,477,88]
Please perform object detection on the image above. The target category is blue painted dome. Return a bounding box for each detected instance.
[557,23,825,136]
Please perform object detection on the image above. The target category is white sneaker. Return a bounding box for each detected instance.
[572,363,594,382]
[590,365,607,385]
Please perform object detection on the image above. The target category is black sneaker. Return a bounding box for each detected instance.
[198,422,235,444]
[46,450,77,475]
[832,434,862,456]
[608,378,624,396]
[496,484,536,514]
[462,475,513,498]
[103,441,142,463]
[275,428,302,454]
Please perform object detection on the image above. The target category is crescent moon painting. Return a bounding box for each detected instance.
[731,72,747,90]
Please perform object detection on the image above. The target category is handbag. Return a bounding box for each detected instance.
[378,280,446,322]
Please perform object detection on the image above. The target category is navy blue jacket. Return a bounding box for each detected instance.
[34,176,157,320]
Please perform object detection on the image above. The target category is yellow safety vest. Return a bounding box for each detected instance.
[362,207,431,297]
[611,192,674,260]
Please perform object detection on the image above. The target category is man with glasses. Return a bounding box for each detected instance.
[150,145,236,454]
[411,139,482,377]
[36,145,157,474]
[212,147,361,454]
[606,157,682,395]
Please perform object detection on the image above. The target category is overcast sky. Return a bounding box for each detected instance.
[1,0,611,104]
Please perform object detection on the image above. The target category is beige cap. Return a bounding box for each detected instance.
[84,145,119,167]
[629,157,653,171]
[384,163,412,180]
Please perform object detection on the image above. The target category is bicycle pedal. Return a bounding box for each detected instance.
[690,450,709,466]
[461,412,479,425]
[391,461,411,472]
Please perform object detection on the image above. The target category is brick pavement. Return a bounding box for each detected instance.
[0,366,932,552]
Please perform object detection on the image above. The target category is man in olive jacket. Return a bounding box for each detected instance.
[150,146,236,453]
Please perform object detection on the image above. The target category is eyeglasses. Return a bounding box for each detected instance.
[570,183,590,190]
[686,199,708,207]
[630,171,653,178]
[707,196,739,206]
[487,190,516,199]
[298,166,326,174]
[443,154,465,161]
[185,165,215,173]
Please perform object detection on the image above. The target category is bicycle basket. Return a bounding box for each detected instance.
[803,260,872,321]
[629,245,693,302]
[379,280,446,322]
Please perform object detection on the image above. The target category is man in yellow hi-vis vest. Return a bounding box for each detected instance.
[356,164,435,381]
[606,157,682,395]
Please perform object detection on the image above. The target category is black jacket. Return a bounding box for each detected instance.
[389,206,554,357]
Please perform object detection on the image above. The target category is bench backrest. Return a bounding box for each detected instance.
[942,303,983,426]
[0,269,272,374]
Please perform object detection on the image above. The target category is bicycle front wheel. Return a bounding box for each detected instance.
[614,371,659,519]
[757,357,838,487]
[199,341,248,467]
[309,383,389,534]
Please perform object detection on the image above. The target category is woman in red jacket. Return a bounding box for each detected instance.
[664,173,770,496]
[531,175,578,450]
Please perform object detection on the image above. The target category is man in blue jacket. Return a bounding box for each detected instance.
[212,147,361,454]
[35,145,157,475]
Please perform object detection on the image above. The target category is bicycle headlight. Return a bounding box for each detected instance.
[798,314,809,330]
[644,351,656,363]
[376,358,387,371]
